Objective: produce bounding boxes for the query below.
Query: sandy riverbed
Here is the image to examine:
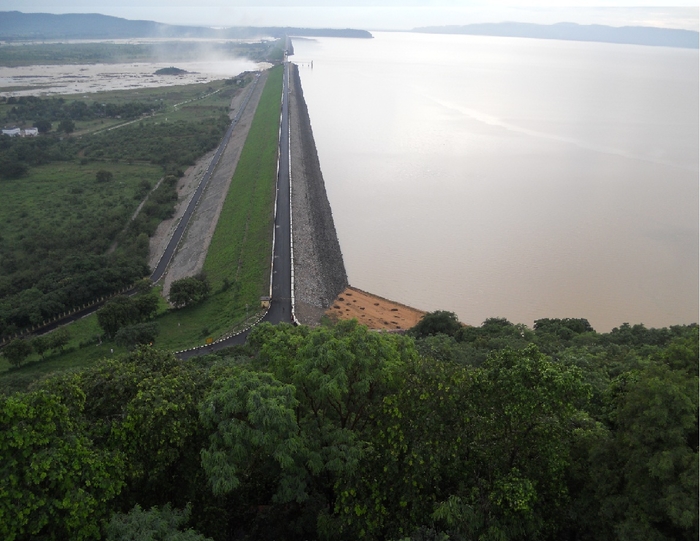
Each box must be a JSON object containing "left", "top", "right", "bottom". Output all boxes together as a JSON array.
[{"left": 0, "top": 60, "right": 271, "bottom": 97}]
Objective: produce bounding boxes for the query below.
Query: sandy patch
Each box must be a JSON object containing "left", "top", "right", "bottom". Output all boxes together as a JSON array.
[{"left": 325, "top": 286, "right": 426, "bottom": 331}]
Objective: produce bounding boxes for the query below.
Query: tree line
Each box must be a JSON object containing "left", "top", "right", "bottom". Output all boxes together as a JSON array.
[
  {"left": 0, "top": 110, "right": 229, "bottom": 180},
  {"left": 2, "top": 272, "right": 214, "bottom": 367},
  {"left": 1, "top": 315, "right": 696, "bottom": 541},
  {"left": 4, "top": 95, "right": 162, "bottom": 125}
]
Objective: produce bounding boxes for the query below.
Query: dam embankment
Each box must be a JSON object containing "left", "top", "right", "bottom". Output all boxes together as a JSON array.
[{"left": 289, "top": 63, "right": 348, "bottom": 324}]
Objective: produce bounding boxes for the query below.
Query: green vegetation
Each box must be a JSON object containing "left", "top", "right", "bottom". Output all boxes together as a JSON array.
[
  {"left": 154, "top": 67, "right": 189, "bottom": 76},
  {"left": 0, "top": 317, "right": 696, "bottom": 540},
  {"left": 0, "top": 162, "right": 159, "bottom": 338},
  {"left": 0, "top": 65, "right": 280, "bottom": 371},
  {"left": 106, "top": 504, "right": 212, "bottom": 541},
  {"left": 0, "top": 107, "right": 230, "bottom": 180},
  {"left": 153, "top": 65, "right": 283, "bottom": 351},
  {"left": 169, "top": 275, "right": 212, "bottom": 309},
  {"left": 96, "top": 291, "right": 159, "bottom": 339},
  {"left": 3, "top": 95, "right": 162, "bottom": 125},
  {"left": 0, "top": 75, "right": 254, "bottom": 341}
]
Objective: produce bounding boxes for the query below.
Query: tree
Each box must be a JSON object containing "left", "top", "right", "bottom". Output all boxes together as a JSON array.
[
  {"left": 2, "top": 338, "right": 32, "bottom": 367},
  {"left": 0, "top": 387, "right": 124, "bottom": 540},
  {"left": 81, "top": 349, "right": 209, "bottom": 502},
  {"left": 115, "top": 322, "right": 159, "bottom": 350},
  {"left": 58, "top": 118, "right": 75, "bottom": 134},
  {"left": 410, "top": 310, "right": 462, "bottom": 338},
  {"left": 588, "top": 361, "right": 698, "bottom": 541},
  {"left": 31, "top": 335, "right": 50, "bottom": 359},
  {"left": 534, "top": 317, "right": 594, "bottom": 336},
  {"left": 134, "top": 278, "right": 154, "bottom": 295},
  {"left": 133, "top": 292, "right": 159, "bottom": 321},
  {"left": 106, "top": 504, "right": 213, "bottom": 541},
  {"left": 200, "top": 370, "right": 304, "bottom": 500},
  {"left": 0, "top": 155, "right": 28, "bottom": 179},
  {"left": 199, "top": 322, "right": 415, "bottom": 538},
  {"left": 97, "top": 296, "right": 140, "bottom": 339},
  {"left": 96, "top": 169, "right": 113, "bottom": 183},
  {"left": 169, "top": 275, "right": 211, "bottom": 309},
  {"left": 335, "top": 345, "right": 590, "bottom": 540},
  {"left": 48, "top": 327, "right": 70, "bottom": 353},
  {"left": 33, "top": 119, "right": 51, "bottom": 134}
]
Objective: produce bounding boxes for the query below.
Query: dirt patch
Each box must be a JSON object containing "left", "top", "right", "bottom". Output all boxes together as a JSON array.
[{"left": 325, "top": 287, "right": 426, "bottom": 331}]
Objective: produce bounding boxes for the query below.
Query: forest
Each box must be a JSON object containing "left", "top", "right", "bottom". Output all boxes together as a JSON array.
[{"left": 1, "top": 314, "right": 696, "bottom": 541}]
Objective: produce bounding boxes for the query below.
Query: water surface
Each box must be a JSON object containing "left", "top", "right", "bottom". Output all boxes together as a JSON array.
[{"left": 293, "top": 32, "right": 698, "bottom": 331}]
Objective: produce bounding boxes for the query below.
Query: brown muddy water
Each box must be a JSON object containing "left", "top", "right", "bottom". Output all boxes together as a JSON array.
[{"left": 293, "top": 32, "right": 698, "bottom": 331}]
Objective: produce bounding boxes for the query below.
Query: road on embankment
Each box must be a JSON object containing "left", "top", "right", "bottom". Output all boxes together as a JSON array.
[
  {"left": 178, "top": 62, "right": 293, "bottom": 359},
  {"left": 263, "top": 61, "right": 293, "bottom": 326}
]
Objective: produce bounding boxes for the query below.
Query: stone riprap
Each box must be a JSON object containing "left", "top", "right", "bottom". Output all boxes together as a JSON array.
[{"left": 289, "top": 63, "right": 348, "bottom": 324}]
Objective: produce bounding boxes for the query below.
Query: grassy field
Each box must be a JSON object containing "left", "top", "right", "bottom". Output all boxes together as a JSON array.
[
  {"left": 0, "top": 161, "right": 162, "bottom": 249},
  {"left": 0, "top": 65, "right": 283, "bottom": 384}
]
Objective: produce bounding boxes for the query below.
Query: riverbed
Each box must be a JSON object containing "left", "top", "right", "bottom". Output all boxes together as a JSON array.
[{"left": 0, "top": 58, "right": 270, "bottom": 97}]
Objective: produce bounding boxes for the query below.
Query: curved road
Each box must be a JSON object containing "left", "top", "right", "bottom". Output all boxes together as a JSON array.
[{"left": 179, "top": 62, "right": 292, "bottom": 359}]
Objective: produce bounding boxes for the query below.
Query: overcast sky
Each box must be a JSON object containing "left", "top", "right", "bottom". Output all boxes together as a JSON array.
[{"left": 1, "top": 1, "right": 697, "bottom": 31}]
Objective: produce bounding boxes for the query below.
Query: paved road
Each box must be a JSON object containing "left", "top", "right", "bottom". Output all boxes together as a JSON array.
[
  {"left": 263, "top": 61, "right": 293, "bottom": 326},
  {"left": 179, "top": 62, "right": 293, "bottom": 359}
]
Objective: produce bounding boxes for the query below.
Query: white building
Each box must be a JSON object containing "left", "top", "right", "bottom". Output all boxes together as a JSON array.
[{"left": 2, "top": 128, "right": 20, "bottom": 137}]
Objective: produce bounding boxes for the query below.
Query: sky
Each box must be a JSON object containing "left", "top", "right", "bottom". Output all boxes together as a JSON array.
[{"left": 1, "top": 1, "right": 697, "bottom": 31}]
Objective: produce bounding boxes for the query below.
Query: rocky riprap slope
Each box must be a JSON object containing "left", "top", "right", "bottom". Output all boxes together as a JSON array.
[{"left": 289, "top": 63, "right": 348, "bottom": 324}]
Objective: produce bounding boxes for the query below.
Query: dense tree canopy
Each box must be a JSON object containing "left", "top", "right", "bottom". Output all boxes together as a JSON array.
[
  {"left": 169, "top": 275, "right": 211, "bottom": 309},
  {"left": 0, "top": 319, "right": 696, "bottom": 541}
]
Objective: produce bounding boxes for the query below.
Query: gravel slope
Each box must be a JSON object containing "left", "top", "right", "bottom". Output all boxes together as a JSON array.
[{"left": 289, "top": 63, "right": 348, "bottom": 324}]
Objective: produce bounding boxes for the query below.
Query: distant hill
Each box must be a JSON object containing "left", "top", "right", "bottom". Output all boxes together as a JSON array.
[
  {"left": 0, "top": 11, "right": 372, "bottom": 40},
  {"left": 413, "top": 22, "right": 698, "bottom": 49}
]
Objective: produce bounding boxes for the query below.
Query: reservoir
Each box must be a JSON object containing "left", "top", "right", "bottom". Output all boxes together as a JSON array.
[{"left": 292, "top": 32, "right": 699, "bottom": 331}]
